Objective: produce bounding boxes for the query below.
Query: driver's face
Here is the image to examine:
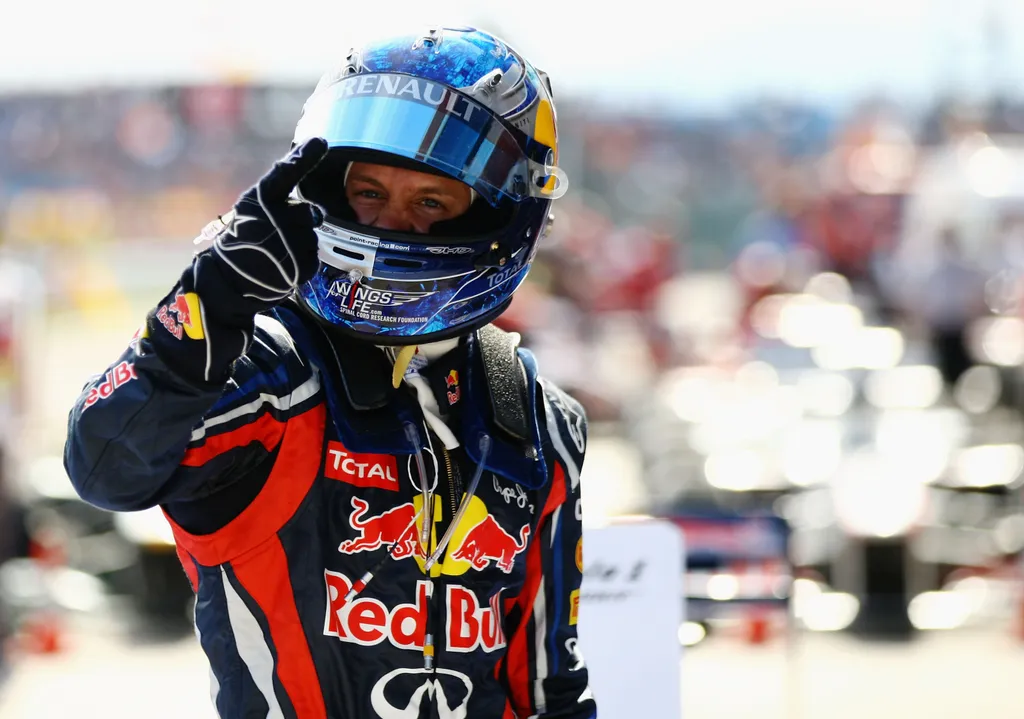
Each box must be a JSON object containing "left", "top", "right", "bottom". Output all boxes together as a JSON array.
[{"left": 345, "top": 162, "right": 473, "bottom": 234}]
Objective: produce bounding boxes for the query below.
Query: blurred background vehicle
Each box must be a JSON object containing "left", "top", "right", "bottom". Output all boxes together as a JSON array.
[
  {"left": 4, "top": 1, "right": 1024, "bottom": 716},
  {"left": 13, "top": 456, "right": 194, "bottom": 625}
]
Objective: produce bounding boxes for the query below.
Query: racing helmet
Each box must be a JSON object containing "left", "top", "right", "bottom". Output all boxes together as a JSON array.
[{"left": 293, "top": 26, "right": 568, "bottom": 344}]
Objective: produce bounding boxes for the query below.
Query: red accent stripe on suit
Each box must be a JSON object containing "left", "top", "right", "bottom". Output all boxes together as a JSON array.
[
  {"left": 181, "top": 412, "right": 287, "bottom": 467},
  {"left": 232, "top": 536, "right": 327, "bottom": 719},
  {"left": 498, "top": 462, "right": 567, "bottom": 717},
  {"left": 164, "top": 402, "right": 326, "bottom": 566}
]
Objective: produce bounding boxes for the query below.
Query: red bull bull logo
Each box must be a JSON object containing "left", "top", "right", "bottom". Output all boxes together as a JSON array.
[
  {"left": 337, "top": 495, "right": 531, "bottom": 578},
  {"left": 337, "top": 497, "right": 421, "bottom": 559},
  {"left": 155, "top": 291, "right": 205, "bottom": 340},
  {"left": 323, "top": 571, "right": 505, "bottom": 653},
  {"left": 450, "top": 515, "right": 529, "bottom": 574},
  {"left": 169, "top": 294, "right": 192, "bottom": 327},
  {"left": 445, "top": 369, "right": 460, "bottom": 406}
]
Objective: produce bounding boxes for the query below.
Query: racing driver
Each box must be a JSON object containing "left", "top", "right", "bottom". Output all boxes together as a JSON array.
[{"left": 64, "top": 25, "right": 596, "bottom": 719}]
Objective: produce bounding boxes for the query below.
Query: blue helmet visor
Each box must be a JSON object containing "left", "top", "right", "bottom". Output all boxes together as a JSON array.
[{"left": 293, "top": 73, "right": 561, "bottom": 207}]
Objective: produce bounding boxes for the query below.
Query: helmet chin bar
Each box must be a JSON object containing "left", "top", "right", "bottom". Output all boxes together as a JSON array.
[
  {"left": 300, "top": 214, "right": 533, "bottom": 345},
  {"left": 299, "top": 291, "right": 514, "bottom": 347}
]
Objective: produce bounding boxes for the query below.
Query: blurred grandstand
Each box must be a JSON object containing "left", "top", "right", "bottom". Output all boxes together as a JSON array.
[
  {"left": 2, "top": 82, "right": 1023, "bottom": 446},
  {"left": 2, "top": 85, "right": 1024, "bottom": 432}
]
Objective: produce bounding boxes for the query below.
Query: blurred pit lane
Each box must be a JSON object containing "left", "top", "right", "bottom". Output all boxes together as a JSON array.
[
  {"left": 2, "top": 597, "right": 1024, "bottom": 718},
  {"left": 5, "top": 420, "right": 1024, "bottom": 718},
  {"left": 682, "top": 622, "right": 1024, "bottom": 719},
  {"left": 0, "top": 598, "right": 217, "bottom": 719}
]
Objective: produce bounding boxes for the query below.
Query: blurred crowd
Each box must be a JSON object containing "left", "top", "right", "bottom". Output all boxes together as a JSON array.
[
  {"left": 0, "top": 88, "right": 1020, "bottom": 428},
  {"left": 1, "top": 83, "right": 1024, "bottom": 418}
]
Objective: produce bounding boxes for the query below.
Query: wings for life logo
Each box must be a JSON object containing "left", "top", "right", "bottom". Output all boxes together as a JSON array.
[
  {"left": 335, "top": 494, "right": 530, "bottom": 578},
  {"left": 326, "top": 280, "right": 434, "bottom": 325}
]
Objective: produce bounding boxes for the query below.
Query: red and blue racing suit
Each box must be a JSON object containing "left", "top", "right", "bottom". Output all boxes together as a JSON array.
[{"left": 64, "top": 296, "right": 596, "bottom": 719}]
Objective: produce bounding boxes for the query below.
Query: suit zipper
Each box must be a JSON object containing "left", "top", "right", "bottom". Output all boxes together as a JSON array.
[
  {"left": 426, "top": 445, "right": 459, "bottom": 694},
  {"left": 441, "top": 445, "right": 459, "bottom": 520}
]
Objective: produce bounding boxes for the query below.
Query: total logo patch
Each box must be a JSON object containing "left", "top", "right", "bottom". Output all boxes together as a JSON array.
[{"left": 325, "top": 441, "right": 400, "bottom": 491}]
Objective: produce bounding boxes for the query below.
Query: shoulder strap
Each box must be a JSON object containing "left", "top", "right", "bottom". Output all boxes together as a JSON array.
[{"left": 475, "top": 323, "right": 530, "bottom": 444}]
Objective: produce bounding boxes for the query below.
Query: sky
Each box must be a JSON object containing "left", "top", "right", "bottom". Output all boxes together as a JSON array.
[{"left": 3, "top": 0, "right": 1024, "bottom": 111}]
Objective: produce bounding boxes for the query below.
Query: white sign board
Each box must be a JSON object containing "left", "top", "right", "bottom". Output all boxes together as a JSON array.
[{"left": 575, "top": 519, "right": 684, "bottom": 719}]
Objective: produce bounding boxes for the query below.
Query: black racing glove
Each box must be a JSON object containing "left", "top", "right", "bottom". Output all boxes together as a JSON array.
[{"left": 142, "top": 138, "right": 329, "bottom": 386}]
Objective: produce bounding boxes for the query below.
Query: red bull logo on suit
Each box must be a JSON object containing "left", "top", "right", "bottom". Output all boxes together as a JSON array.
[
  {"left": 323, "top": 572, "right": 506, "bottom": 653},
  {"left": 336, "top": 495, "right": 530, "bottom": 578},
  {"left": 445, "top": 369, "right": 460, "bottom": 406},
  {"left": 155, "top": 291, "right": 205, "bottom": 340},
  {"left": 449, "top": 515, "right": 528, "bottom": 574},
  {"left": 337, "top": 498, "right": 420, "bottom": 558}
]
